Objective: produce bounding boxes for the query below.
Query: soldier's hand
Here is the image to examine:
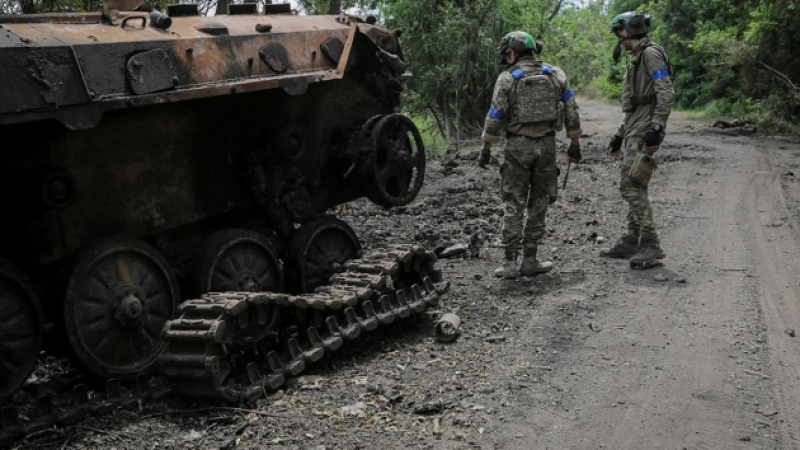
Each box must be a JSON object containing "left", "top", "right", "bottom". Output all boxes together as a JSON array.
[
  {"left": 644, "top": 129, "right": 660, "bottom": 155},
  {"left": 479, "top": 147, "right": 491, "bottom": 169},
  {"left": 609, "top": 135, "right": 623, "bottom": 157},
  {"left": 567, "top": 143, "right": 581, "bottom": 164}
]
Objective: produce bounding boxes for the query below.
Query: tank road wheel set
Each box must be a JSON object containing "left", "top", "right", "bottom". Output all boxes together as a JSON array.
[
  {"left": 63, "top": 239, "right": 180, "bottom": 380},
  {"left": 0, "top": 260, "right": 44, "bottom": 401}
]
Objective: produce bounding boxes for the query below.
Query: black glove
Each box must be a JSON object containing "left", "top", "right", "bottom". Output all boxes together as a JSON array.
[
  {"left": 609, "top": 135, "right": 623, "bottom": 153},
  {"left": 644, "top": 128, "right": 660, "bottom": 147},
  {"left": 567, "top": 143, "right": 581, "bottom": 162},
  {"left": 479, "top": 148, "right": 491, "bottom": 169}
]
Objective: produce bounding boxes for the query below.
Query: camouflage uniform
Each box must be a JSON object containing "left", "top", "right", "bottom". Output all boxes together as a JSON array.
[
  {"left": 482, "top": 56, "right": 581, "bottom": 253},
  {"left": 613, "top": 38, "right": 673, "bottom": 248}
]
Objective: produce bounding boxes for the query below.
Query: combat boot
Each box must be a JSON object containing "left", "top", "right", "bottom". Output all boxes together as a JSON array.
[
  {"left": 494, "top": 249, "right": 520, "bottom": 279},
  {"left": 520, "top": 246, "right": 553, "bottom": 277},
  {"left": 599, "top": 235, "right": 639, "bottom": 259},
  {"left": 629, "top": 239, "right": 666, "bottom": 269}
]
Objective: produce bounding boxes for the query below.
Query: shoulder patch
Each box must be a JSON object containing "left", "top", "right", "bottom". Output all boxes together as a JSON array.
[{"left": 512, "top": 68, "right": 525, "bottom": 80}]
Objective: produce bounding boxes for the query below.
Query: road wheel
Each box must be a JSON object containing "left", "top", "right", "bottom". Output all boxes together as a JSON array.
[
  {"left": 64, "top": 239, "right": 179, "bottom": 379},
  {"left": 0, "top": 259, "right": 43, "bottom": 400},
  {"left": 286, "top": 217, "right": 361, "bottom": 294}
]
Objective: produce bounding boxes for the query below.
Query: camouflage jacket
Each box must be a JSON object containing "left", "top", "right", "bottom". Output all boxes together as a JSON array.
[
  {"left": 614, "top": 38, "right": 674, "bottom": 140},
  {"left": 482, "top": 56, "right": 581, "bottom": 144}
]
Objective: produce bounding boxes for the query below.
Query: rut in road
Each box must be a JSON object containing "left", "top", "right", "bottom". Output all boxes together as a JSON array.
[{"left": 744, "top": 147, "right": 800, "bottom": 448}]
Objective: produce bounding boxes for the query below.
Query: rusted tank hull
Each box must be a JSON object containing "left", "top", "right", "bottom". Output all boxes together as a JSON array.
[
  {"left": 0, "top": 6, "right": 424, "bottom": 398},
  {"left": 1, "top": 77, "right": 387, "bottom": 269}
]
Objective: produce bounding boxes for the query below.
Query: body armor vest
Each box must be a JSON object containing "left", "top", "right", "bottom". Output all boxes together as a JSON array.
[
  {"left": 511, "top": 65, "right": 559, "bottom": 124},
  {"left": 621, "top": 40, "right": 671, "bottom": 112}
]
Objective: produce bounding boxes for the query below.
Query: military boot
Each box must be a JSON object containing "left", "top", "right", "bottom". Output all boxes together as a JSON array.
[
  {"left": 599, "top": 235, "right": 639, "bottom": 259},
  {"left": 494, "top": 249, "right": 520, "bottom": 279},
  {"left": 629, "top": 239, "right": 666, "bottom": 269},
  {"left": 520, "top": 246, "right": 553, "bottom": 277}
]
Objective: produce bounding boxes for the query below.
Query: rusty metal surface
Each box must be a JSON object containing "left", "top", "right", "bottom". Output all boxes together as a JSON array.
[{"left": 0, "top": 15, "right": 365, "bottom": 128}]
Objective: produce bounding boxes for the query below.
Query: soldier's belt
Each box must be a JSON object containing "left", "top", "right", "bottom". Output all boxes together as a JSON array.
[
  {"left": 630, "top": 94, "right": 656, "bottom": 105},
  {"left": 505, "top": 130, "right": 556, "bottom": 138}
]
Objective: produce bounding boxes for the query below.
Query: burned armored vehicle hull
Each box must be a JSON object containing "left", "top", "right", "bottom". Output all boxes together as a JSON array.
[{"left": 0, "top": 6, "right": 426, "bottom": 402}]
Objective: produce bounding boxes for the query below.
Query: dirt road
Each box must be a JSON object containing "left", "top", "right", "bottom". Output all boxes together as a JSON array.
[{"left": 18, "top": 100, "right": 800, "bottom": 450}]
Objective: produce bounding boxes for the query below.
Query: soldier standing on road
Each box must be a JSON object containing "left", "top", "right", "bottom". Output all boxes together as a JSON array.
[
  {"left": 601, "top": 12, "right": 674, "bottom": 269},
  {"left": 480, "top": 31, "right": 582, "bottom": 279}
]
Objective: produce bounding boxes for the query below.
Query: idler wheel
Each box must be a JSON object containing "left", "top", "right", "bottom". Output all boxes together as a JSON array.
[
  {"left": 362, "top": 113, "right": 426, "bottom": 208},
  {"left": 286, "top": 217, "right": 361, "bottom": 293},
  {"left": 190, "top": 229, "right": 283, "bottom": 346},
  {"left": 64, "top": 239, "right": 179, "bottom": 379},
  {"left": 0, "top": 260, "right": 43, "bottom": 400}
]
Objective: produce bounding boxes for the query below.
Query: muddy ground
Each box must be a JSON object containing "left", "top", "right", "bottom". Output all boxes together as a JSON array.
[{"left": 14, "top": 99, "right": 800, "bottom": 450}]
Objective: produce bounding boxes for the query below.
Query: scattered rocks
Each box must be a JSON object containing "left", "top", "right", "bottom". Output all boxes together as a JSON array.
[
  {"left": 759, "top": 407, "right": 778, "bottom": 417},
  {"left": 438, "top": 243, "right": 468, "bottom": 258},
  {"left": 413, "top": 400, "right": 443, "bottom": 415},
  {"left": 786, "top": 328, "right": 796, "bottom": 338},
  {"left": 654, "top": 274, "right": 669, "bottom": 282},
  {"left": 340, "top": 401, "right": 368, "bottom": 417}
]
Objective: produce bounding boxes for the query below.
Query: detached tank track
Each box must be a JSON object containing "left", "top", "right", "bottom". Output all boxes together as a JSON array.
[
  {"left": 0, "top": 245, "right": 448, "bottom": 447},
  {"left": 161, "top": 244, "right": 448, "bottom": 403}
]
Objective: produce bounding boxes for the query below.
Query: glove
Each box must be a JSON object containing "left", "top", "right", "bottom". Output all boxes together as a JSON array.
[
  {"left": 609, "top": 135, "right": 623, "bottom": 153},
  {"left": 567, "top": 143, "right": 581, "bottom": 162},
  {"left": 644, "top": 128, "right": 660, "bottom": 147},
  {"left": 479, "top": 148, "right": 491, "bottom": 169}
]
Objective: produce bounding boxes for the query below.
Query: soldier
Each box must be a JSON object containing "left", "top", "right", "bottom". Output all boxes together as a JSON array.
[
  {"left": 601, "top": 12, "right": 674, "bottom": 269},
  {"left": 480, "top": 31, "right": 582, "bottom": 279}
]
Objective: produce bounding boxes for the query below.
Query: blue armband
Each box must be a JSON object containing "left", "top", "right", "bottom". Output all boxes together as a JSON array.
[
  {"left": 652, "top": 68, "right": 670, "bottom": 81},
  {"left": 561, "top": 89, "right": 574, "bottom": 102},
  {"left": 487, "top": 107, "right": 505, "bottom": 119},
  {"left": 512, "top": 68, "right": 524, "bottom": 80},
  {"left": 542, "top": 66, "right": 553, "bottom": 75}
]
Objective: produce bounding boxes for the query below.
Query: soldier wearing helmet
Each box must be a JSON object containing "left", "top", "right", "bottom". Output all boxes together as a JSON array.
[
  {"left": 601, "top": 12, "right": 674, "bottom": 269},
  {"left": 480, "top": 31, "right": 582, "bottom": 279}
]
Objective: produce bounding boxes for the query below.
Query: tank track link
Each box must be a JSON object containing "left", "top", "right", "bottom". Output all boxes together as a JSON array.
[{"left": 161, "top": 244, "right": 449, "bottom": 403}]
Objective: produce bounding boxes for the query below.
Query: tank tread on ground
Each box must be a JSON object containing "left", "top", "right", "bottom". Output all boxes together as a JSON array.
[{"left": 161, "top": 244, "right": 448, "bottom": 403}]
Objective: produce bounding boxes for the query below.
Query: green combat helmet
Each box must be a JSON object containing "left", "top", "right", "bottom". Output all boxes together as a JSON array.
[
  {"left": 610, "top": 11, "right": 651, "bottom": 36},
  {"left": 498, "top": 31, "right": 542, "bottom": 62}
]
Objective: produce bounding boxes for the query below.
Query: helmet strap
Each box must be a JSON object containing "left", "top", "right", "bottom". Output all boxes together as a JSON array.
[{"left": 612, "top": 41, "right": 622, "bottom": 64}]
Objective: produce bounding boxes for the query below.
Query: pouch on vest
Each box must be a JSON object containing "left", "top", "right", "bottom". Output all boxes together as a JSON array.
[
  {"left": 554, "top": 101, "right": 564, "bottom": 132},
  {"left": 513, "top": 73, "right": 558, "bottom": 123},
  {"left": 628, "top": 153, "right": 656, "bottom": 184}
]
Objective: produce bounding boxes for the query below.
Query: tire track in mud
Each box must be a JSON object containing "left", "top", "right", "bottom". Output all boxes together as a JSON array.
[
  {"left": 600, "top": 139, "right": 762, "bottom": 450},
  {"left": 743, "top": 149, "right": 800, "bottom": 449}
]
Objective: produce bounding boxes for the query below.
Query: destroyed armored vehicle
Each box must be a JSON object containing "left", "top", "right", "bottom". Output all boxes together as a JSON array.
[{"left": 0, "top": 1, "right": 429, "bottom": 404}]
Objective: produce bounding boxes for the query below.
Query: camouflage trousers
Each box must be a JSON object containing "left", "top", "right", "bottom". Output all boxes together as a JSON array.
[
  {"left": 499, "top": 134, "right": 558, "bottom": 251},
  {"left": 620, "top": 137, "right": 659, "bottom": 243}
]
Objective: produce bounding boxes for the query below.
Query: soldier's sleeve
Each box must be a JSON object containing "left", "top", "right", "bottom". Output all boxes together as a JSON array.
[
  {"left": 614, "top": 120, "right": 625, "bottom": 138},
  {"left": 481, "top": 72, "right": 512, "bottom": 144},
  {"left": 554, "top": 68, "right": 581, "bottom": 140},
  {"left": 643, "top": 47, "right": 674, "bottom": 130}
]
